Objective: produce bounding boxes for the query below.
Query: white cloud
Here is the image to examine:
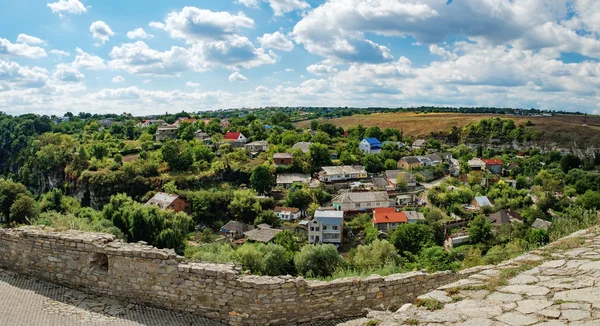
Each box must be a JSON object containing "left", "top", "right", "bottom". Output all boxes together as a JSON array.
[
  {"left": 162, "top": 7, "right": 254, "bottom": 43},
  {"left": 258, "top": 32, "right": 294, "bottom": 51},
  {"left": 72, "top": 48, "right": 106, "bottom": 70},
  {"left": 126, "top": 28, "right": 153, "bottom": 40},
  {"left": 143, "top": 79, "right": 152, "bottom": 84},
  {"left": 0, "top": 38, "right": 47, "bottom": 59},
  {"left": 47, "top": 0, "right": 86, "bottom": 15},
  {"left": 90, "top": 21, "right": 114, "bottom": 44},
  {"left": 16, "top": 34, "right": 45, "bottom": 45},
  {"left": 0, "top": 60, "right": 49, "bottom": 89},
  {"left": 112, "top": 75, "right": 125, "bottom": 83},
  {"left": 229, "top": 71, "right": 248, "bottom": 82},
  {"left": 186, "top": 81, "right": 200, "bottom": 87},
  {"left": 239, "top": 0, "right": 310, "bottom": 16},
  {"left": 50, "top": 49, "right": 70, "bottom": 57},
  {"left": 306, "top": 64, "right": 338, "bottom": 75},
  {"left": 285, "top": 68, "right": 294, "bottom": 72},
  {"left": 149, "top": 21, "right": 165, "bottom": 30},
  {"left": 53, "top": 63, "right": 85, "bottom": 82},
  {"left": 108, "top": 41, "right": 191, "bottom": 76}
]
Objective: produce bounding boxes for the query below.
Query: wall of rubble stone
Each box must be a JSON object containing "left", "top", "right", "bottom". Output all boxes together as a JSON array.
[{"left": 0, "top": 227, "right": 482, "bottom": 325}]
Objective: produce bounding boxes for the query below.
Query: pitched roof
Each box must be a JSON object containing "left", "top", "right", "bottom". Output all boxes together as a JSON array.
[
  {"left": 320, "top": 165, "right": 367, "bottom": 176},
  {"left": 532, "top": 218, "right": 552, "bottom": 230},
  {"left": 224, "top": 131, "right": 241, "bottom": 140},
  {"left": 474, "top": 196, "right": 493, "bottom": 207},
  {"left": 273, "top": 153, "right": 292, "bottom": 159},
  {"left": 483, "top": 158, "right": 503, "bottom": 166},
  {"left": 373, "top": 208, "right": 407, "bottom": 224},
  {"left": 274, "top": 206, "right": 300, "bottom": 213},
  {"left": 405, "top": 211, "right": 425, "bottom": 221},
  {"left": 145, "top": 192, "right": 179, "bottom": 209},
  {"left": 333, "top": 191, "right": 389, "bottom": 204},
  {"left": 412, "top": 139, "right": 426, "bottom": 147},
  {"left": 487, "top": 210, "right": 511, "bottom": 226},
  {"left": 276, "top": 173, "right": 310, "bottom": 184},
  {"left": 292, "top": 142, "right": 312, "bottom": 153},
  {"left": 468, "top": 158, "right": 487, "bottom": 167},
  {"left": 426, "top": 153, "right": 442, "bottom": 162},
  {"left": 222, "top": 220, "right": 254, "bottom": 233},
  {"left": 401, "top": 156, "right": 421, "bottom": 164},
  {"left": 244, "top": 227, "right": 282, "bottom": 243},
  {"left": 246, "top": 140, "right": 268, "bottom": 146},
  {"left": 363, "top": 138, "right": 382, "bottom": 146}
]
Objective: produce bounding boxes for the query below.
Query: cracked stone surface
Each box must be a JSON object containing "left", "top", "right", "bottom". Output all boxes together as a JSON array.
[{"left": 340, "top": 227, "right": 600, "bottom": 326}]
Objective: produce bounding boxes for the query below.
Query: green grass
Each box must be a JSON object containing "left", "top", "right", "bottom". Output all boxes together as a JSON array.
[{"left": 415, "top": 298, "right": 444, "bottom": 311}]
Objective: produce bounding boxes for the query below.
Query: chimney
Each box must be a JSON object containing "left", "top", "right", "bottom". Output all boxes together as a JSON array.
[{"left": 385, "top": 215, "right": 388, "bottom": 219}]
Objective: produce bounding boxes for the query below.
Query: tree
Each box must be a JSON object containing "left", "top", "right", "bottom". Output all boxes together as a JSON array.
[
  {"left": 363, "top": 154, "right": 383, "bottom": 173},
  {"left": 576, "top": 190, "right": 600, "bottom": 210},
  {"left": 468, "top": 215, "right": 493, "bottom": 244},
  {"left": 384, "top": 159, "right": 397, "bottom": 170},
  {"left": 250, "top": 165, "right": 276, "bottom": 194},
  {"left": 40, "top": 188, "right": 80, "bottom": 214},
  {"left": 364, "top": 126, "right": 382, "bottom": 140},
  {"left": 9, "top": 194, "right": 39, "bottom": 224},
  {"left": 274, "top": 230, "right": 299, "bottom": 252},
  {"left": 352, "top": 240, "right": 399, "bottom": 268},
  {"left": 178, "top": 122, "right": 195, "bottom": 141},
  {"left": 560, "top": 154, "right": 581, "bottom": 173},
  {"left": 113, "top": 153, "right": 123, "bottom": 165},
  {"left": 390, "top": 223, "right": 434, "bottom": 256},
  {"left": 309, "top": 143, "right": 332, "bottom": 172},
  {"left": 253, "top": 210, "right": 281, "bottom": 227},
  {"left": 72, "top": 146, "right": 89, "bottom": 171},
  {"left": 294, "top": 244, "right": 344, "bottom": 277},
  {"left": 161, "top": 140, "right": 193, "bottom": 171},
  {"left": 364, "top": 224, "right": 378, "bottom": 244},
  {"left": 396, "top": 173, "right": 409, "bottom": 192},
  {"left": 228, "top": 189, "right": 263, "bottom": 223},
  {"left": 0, "top": 179, "right": 30, "bottom": 222},
  {"left": 418, "top": 246, "right": 457, "bottom": 272},
  {"left": 286, "top": 189, "right": 312, "bottom": 210}
]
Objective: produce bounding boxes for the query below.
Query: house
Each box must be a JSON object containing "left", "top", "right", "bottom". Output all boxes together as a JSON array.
[
  {"left": 276, "top": 173, "right": 311, "bottom": 189},
  {"left": 385, "top": 170, "right": 417, "bottom": 190},
  {"left": 292, "top": 142, "right": 312, "bottom": 153},
  {"left": 486, "top": 210, "right": 511, "bottom": 227},
  {"left": 244, "top": 227, "right": 282, "bottom": 243},
  {"left": 372, "top": 208, "right": 407, "bottom": 232},
  {"left": 273, "top": 153, "right": 293, "bottom": 166},
  {"left": 332, "top": 191, "right": 390, "bottom": 211},
  {"left": 470, "top": 196, "right": 493, "bottom": 210},
  {"left": 397, "top": 194, "right": 419, "bottom": 206},
  {"left": 155, "top": 126, "right": 179, "bottom": 141},
  {"left": 136, "top": 119, "right": 166, "bottom": 128},
  {"left": 308, "top": 210, "right": 344, "bottom": 245},
  {"left": 468, "top": 158, "right": 487, "bottom": 170},
  {"left": 359, "top": 138, "right": 382, "bottom": 154},
  {"left": 483, "top": 158, "right": 503, "bottom": 175},
  {"left": 397, "top": 156, "right": 424, "bottom": 170},
  {"left": 532, "top": 218, "right": 552, "bottom": 231},
  {"left": 318, "top": 166, "right": 368, "bottom": 182},
  {"left": 425, "top": 153, "right": 443, "bottom": 166},
  {"left": 223, "top": 131, "right": 247, "bottom": 143},
  {"left": 145, "top": 192, "right": 191, "bottom": 214},
  {"left": 220, "top": 119, "right": 230, "bottom": 129},
  {"left": 171, "top": 117, "right": 196, "bottom": 127},
  {"left": 194, "top": 130, "right": 208, "bottom": 140},
  {"left": 412, "top": 139, "right": 426, "bottom": 149},
  {"left": 221, "top": 221, "right": 254, "bottom": 238},
  {"left": 274, "top": 207, "right": 302, "bottom": 220},
  {"left": 416, "top": 156, "right": 432, "bottom": 166},
  {"left": 245, "top": 141, "right": 269, "bottom": 153},
  {"left": 371, "top": 177, "right": 391, "bottom": 191},
  {"left": 405, "top": 211, "right": 426, "bottom": 223}
]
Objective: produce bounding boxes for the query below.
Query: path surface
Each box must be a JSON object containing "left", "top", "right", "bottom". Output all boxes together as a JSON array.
[{"left": 342, "top": 227, "right": 600, "bottom": 326}]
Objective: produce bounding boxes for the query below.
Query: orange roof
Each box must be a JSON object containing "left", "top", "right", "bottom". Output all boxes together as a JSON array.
[
  {"left": 373, "top": 208, "right": 408, "bottom": 224},
  {"left": 224, "top": 131, "right": 241, "bottom": 140},
  {"left": 482, "top": 158, "right": 503, "bottom": 166}
]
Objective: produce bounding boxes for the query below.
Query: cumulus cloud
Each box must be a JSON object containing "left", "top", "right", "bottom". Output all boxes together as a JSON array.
[
  {"left": 53, "top": 63, "right": 85, "bottom": 82},
  {"left": 47, "top": 0, "right": 86, "bottom": 15},
  {"left": 126, "top": 28, "right": 153, "bottom": 39},
  {"left": 90, "top": 21, "right": 114, "bottom": 44},
  {"left": 16, "top": 34, "right": 45, "bottom": 45},
  {"left": 162, "top": 7, "right": 254, "bottom": 43},
  {"left": 306, "top": 64, "right": 338, "bottom": 75},
  {"left": 111, "top": 75, "right": 125, "bottom": 83},
  {"left": 186, "top": 81, "right": 200, "bottom": 87},
  {"left": 239, "top": 0, "right": 310, "bottom": 16},
  {"left": 229, "top": 71, "right": 248, "bottom": 82},
  {"left": 50, "top": 49, "right": 70, "bottom": 57},
  {"left": 108, "top": 41, "right": 190, "bottom": 76},
  {"left": 72, "top": 48, "right": 106, "bottom": 70},
  {"left": 258, "top": 32, "right": 294, "bottom": 51},
  {"left": 0, "top": 38, "right": 47, "bottom": 58},
  {"left": 0, "top": 60, "right": 49, "bottom": 89}
]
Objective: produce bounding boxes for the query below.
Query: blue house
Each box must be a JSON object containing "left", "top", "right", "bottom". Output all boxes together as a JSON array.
[{"left": 359, "top": 138, "right": 382, "bottom": 154}]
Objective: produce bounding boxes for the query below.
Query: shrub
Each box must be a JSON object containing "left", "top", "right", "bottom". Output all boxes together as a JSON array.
[{"left": 294, "top": 244, "right": 345, "bottom": 278}]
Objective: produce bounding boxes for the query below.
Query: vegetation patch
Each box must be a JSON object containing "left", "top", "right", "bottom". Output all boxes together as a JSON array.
[{"left": 415, "top": 298, "right": 444, "bottom": 311}]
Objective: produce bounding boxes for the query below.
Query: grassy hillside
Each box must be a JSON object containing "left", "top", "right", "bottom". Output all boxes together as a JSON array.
[{"left": 297, "top": 112, "right": 600, "bottom": 146}]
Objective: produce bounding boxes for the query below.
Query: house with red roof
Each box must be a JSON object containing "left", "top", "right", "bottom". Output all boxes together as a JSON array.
[
  {"left": 170, "top": 117, "right": 196, "bottom": 127},
  {"left": 482, "top": 158, "right": 503, "bottom": 175},
  {"left": 223, "top": 131, "right": 247, "bottom": 143},
  {"left": 372, "top": 208, "right": 407, "bottom": 232}
]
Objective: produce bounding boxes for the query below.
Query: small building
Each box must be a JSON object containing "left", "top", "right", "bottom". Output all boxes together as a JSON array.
[
  {"left": 171, "top": 117, "right": 196, "bottom": 127},
  {"left": 396, "top": 194, "right": 419, "bottom": 206},
  {"left": 468, "top": 158, "right": 487, "bottom": 171},
  {"left": 292, "top": 141, "right": 312, "bottom": 153},
  {"left": 486, "top": 210, "right": 511, "bottom": 227},
  {"left": 372, "top": 208, "right": 407, "bottom": 232},
  {"left": 471, "top": 196, "right": 493, "bottom": 210},
  {"left": 245, "top": 140, "right": 269, "bottom": 153},
  {"left": 244, "top": 227, "right": 282, "bottom": 243},
  {"left": 359, "top": 138, "right": 382, "bottom": 154},
  {"left": 405, "top": 211, "right": 425, "bottom": 223},
  {"left": 425, "top": 153, "right": 443, "bottom": 166},
  {"left": 318, "top": 166, "right": 368, "bottom": 182},
  {"left": 332, "top": 191, "right": 390, "bottom": 212},
  {"left": 194, "top": 130, "right": 208, "bottom": 140},
  {"left": 397, "top": 156, "right": 424, "bottom": 170},
  {"left": 276, "top": 173, "right": 311, "bottom": 189},
  {"left": 155, "top": 126, "right": 179, "bottom": 141},
  {"left": 308, "top": 210, "right": 344, "bottom": 245},
  {"left": 532, "top": 218, "right": 552, "bottom": 231},
  {"left": 385, "top": 170, "right": 417, "bottom": 190},
  {"left": 483, "top": 158, "right": 503, "bottom": 175},
  {"left": 221, "top": 220, "right": 254, "bottom": 238},
  {"left": 224, "top": 131, "right": 247, "bottom": 143},
  {"left": 220, "top": 119, "right": 230, "bottom": 129},
  {"left": 412, "top": 139, "right": 426, "bottom": 149},
  {"left": 274, "top": 206, "right": 302, "bottom": 221},
  {"left": 145, "top": 192, "right": 191, "bottom": 214},
  {"left": 273, "top": 153, "right": 293, "bottom": 166},
  {"left": 137, "top": 119, "right": 167, "bottom": 128}
]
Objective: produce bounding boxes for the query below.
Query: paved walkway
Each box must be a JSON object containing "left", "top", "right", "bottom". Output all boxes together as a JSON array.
[{"left": 342, "top": 227, "right": 600, "bottom": 325}]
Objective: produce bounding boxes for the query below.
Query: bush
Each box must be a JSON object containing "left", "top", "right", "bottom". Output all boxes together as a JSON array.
[
  {"left": 390, "top": 223, "right": 435, "bottom": 256},
  {"left": 185, "top": 243, "right": 236, "bottom": 263},
  {"left": 294, "top": 244, "right": 344, "bottom": 278},
  {"left": 235, "top": 243, "right": 291, "bottom": 276},
  {"left": 351, "top": 240, "right": 399, "bottom": 268}
]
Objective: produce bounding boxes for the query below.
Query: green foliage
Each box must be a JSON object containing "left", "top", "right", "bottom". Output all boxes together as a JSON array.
[
  {"left": 417, "top": 246, "right": 458, "bottom": 272},
  {"left": 274, "top": 230, "right": 299, "bottom": 252},
  {"left": 185, "top": 243, "right": 236, "bottom": 263},
  {"left": 468, "top": 215, "right": 493, "bottom": 245},
  {"left": 363, "top": 154, "right": 384, "bottom": 173},
  {"left": 549, "top": 206, "right": 598, "bottom": 241},
  {"left": 294, "top": 244, "right": 344, "bottom": 278},
  {"left": 576, "top": 190, "right": 600, "bottom": 210},
  {"left": 253, "top": 210, "right": 281, "bottom": 227},
  {"left": 390, "top": 223, "right": 435, "bottom": 256},
  {"left": 9, "top": 194, "right": 39, "bottom": 224},
  {"left": 161, "top": 140, "right": 194, "bottom": 171},
  {"left": 0, "top": 179, "right": 31, "bottom": 223},
  {"left": 39, "top": 188, "right": 80, "bottom": 214},
  {"left": 560, "top": 154, "right": 582, "bottom": 173},
  {"left": 250, "top": 165, "right": 276, "bottom": 194},
  {"left": 285, "top": 188, "right": 312, "bottom": 210},
  {"left": 309, "top": 143, "right": 332, "bottom": 172},
  {"left": 228, "top": 189, "right": 263, "bottom": 223},
  {"left": 235, "top": 243, "right": 291, "bottom": 276},
  {"left": 351, "top": 240, "right": 399, "bottom": 268},
  {"left": 364, "top": 224, "right": 378, "bottom": 245},
  {"left": 35, "top": 211, "right": 123, "bottom": 238}
]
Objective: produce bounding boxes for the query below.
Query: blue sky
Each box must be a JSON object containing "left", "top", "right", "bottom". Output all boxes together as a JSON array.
[{"left": 0, "top": 0, "right": 599, "bottom": 115}]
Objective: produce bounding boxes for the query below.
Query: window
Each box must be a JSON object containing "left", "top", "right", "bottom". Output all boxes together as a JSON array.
[
  {"left": 355, "top": 203, "right": 361, "bottom": 208},
  {"left": 315, "top": 227, "right": 320, "bottom": 231},
  {"left": 332, "top": 226, "right": 338, "bottom": 230},
  {"left": 366, "top": 202, "right": 371, "bottom": 207},
  {"left": 322, "top": 226, "right": 327, "bottom": 230},
  {"left": 310, "top": 227, "right": 314, "bottom": 231},
  {"left": 310, "top": 236, "right": 314, "bottom": 240}
]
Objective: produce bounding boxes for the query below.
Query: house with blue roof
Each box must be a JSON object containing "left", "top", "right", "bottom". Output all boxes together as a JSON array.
[
  {"left": 308, "top": 210, "right": 344, "bottom": 246},
  {"left": 359, "top": 138, "right": 382, "bottom": 154}
]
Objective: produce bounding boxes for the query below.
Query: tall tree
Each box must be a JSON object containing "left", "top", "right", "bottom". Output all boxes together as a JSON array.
[{"left": 250, "top": 165, "right": 276, "bottom": 194}]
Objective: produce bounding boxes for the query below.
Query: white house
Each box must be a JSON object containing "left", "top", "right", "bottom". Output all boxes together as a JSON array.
[
  {"left": 308, "top": 210, "right": 344, "bottom": 246},
  {"left": 359, "top": 138, "right": 382, "bottom": 154},
  {"left": 274, "top": 207, "right": 302, "bottom": 220},
  {"left": 318, "top": 166, "right": 368, "bottom": 182},
  {"left": 332, "top": 191, "right": 390, "bottom": 211}
]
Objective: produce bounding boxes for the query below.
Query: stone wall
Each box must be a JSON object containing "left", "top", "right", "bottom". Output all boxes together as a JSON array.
[{"left": 0, "top": 226, "right": 483, "bottom": 325}]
